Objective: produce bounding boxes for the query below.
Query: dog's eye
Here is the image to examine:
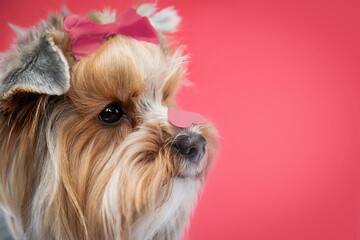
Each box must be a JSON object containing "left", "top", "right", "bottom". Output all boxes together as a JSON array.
[{"left": 98, "top": 102, "right": 126, "bottom": 125}]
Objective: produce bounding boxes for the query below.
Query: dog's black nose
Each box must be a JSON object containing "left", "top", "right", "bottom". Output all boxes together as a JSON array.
[{"left": 173, "top": 134, "right": 207, "bottom": 163}]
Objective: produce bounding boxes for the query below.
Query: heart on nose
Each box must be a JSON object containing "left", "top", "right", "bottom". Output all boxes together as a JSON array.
[{"left": 168, "top": 108, "right": 207, "bottom": 128}]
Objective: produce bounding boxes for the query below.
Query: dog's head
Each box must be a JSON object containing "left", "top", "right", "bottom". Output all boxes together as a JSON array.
[{"left": 0, "top": 5, "right": 217, "bottom": 240}]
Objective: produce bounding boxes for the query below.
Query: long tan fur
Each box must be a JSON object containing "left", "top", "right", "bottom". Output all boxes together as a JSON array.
[{"left": 0, "top": 5, "right": 217, "bottom": 240}]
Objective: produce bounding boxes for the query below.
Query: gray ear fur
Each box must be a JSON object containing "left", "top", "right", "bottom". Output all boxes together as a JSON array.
[{"left": 0, "top": 21, "right": 70, "bottom": 99}]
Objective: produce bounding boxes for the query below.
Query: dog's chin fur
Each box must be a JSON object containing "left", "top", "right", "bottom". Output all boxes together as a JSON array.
[{"left": 0, "top": 4, "right": 217, "bottom": 240}]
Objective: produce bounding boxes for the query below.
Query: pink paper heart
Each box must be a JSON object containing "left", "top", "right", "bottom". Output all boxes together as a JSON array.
[{"left": 168, "top": 108, "right": 207, "bottom": 128}]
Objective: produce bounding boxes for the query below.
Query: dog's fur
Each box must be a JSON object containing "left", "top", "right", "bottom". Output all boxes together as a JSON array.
[{"left": 0, "top": 4, "right": 217, "bottom": 240}]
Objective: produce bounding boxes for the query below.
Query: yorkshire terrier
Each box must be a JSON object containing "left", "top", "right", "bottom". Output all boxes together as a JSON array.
[{"left": 0, "top": 4, "right": 217, "bottom": 240}]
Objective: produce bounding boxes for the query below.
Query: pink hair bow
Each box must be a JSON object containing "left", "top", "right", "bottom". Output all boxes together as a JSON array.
[{"left": 63, "top": 8, "right": 160, "bottom": 60}]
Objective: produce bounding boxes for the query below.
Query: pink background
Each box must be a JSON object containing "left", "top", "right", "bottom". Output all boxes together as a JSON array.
[{"left": 1, "top": 0, "right": 360, "bottom": 239}]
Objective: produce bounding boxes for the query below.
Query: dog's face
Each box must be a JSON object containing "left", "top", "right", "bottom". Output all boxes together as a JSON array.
[
  {"left": 69, "top": 35, "right": 215, "bottom": 179},
  {"left": 0, "top": 5, "right": 217, "bottom": 240}
]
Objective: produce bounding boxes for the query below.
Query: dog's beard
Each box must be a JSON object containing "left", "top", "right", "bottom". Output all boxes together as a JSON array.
[{"left": 52, "top": 93, "right": 215, "bottom": 238}]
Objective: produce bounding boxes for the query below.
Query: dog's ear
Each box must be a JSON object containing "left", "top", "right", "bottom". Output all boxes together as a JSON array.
[
  {"left": 137, "top": 4, "right": 181, "bottom": 34},
  {"left": 0, "top": 24, "right": 70, "bottom": 99}
]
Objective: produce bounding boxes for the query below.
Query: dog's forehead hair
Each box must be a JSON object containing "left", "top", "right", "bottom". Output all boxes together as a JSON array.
[{"left": 69, "top": 36, "right": 171, "bottom": 104}]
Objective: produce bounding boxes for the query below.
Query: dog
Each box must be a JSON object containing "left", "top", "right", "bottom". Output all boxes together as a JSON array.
[{"left": 0, "top": 4, "right": 217, "bottom": 240}]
